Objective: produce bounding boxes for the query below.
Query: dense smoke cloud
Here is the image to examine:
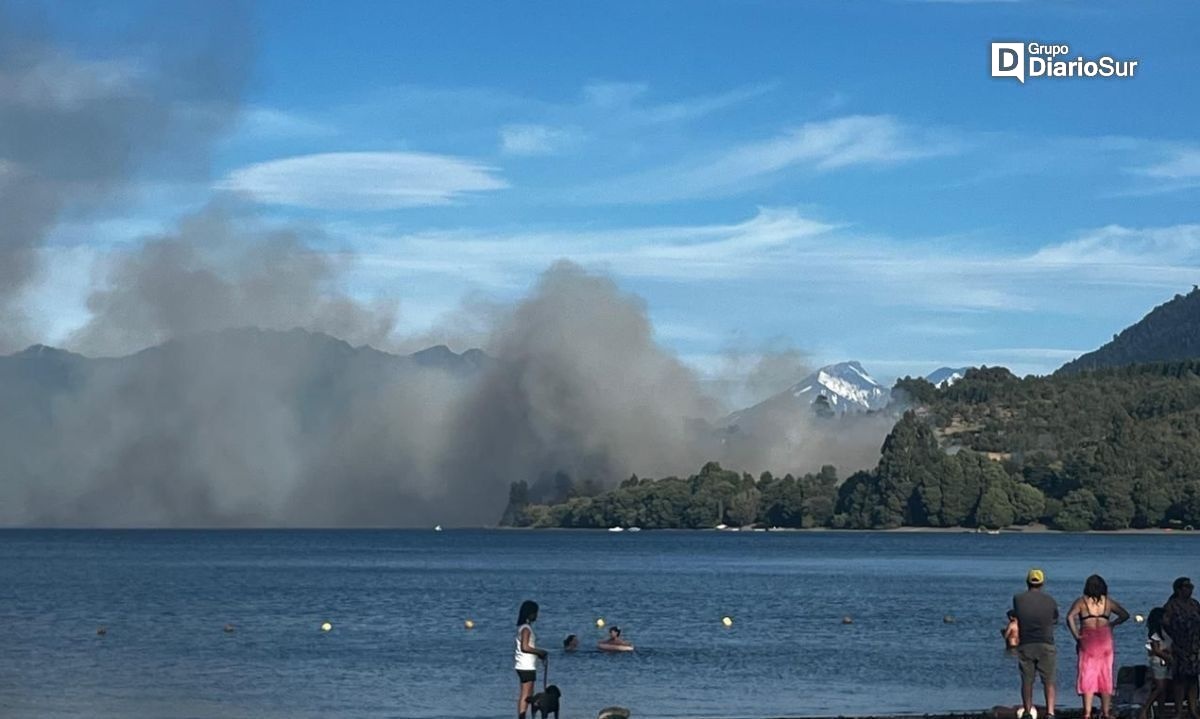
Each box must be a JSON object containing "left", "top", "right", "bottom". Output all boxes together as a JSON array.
[
  {"left": 0, "top": 2, "right": 251, "bottom": 352},
  {"left": 0, "top": 6, "right": 894, "bottom": 527},
  {"left": 69, "top": 205, "right": 400, "bottom": 357}
]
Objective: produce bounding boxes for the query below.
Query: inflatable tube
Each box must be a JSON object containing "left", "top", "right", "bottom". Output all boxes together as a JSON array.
[{"left": 597, "top": 641, "right": 635, "bottom": 652}]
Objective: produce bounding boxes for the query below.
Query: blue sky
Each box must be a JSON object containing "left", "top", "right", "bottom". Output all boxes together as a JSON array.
[{"left": 20, "top": 0, "right": 1200, "bottom": 382}]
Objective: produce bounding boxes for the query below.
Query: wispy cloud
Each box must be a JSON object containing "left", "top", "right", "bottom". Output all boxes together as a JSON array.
[
  {"left": 577, "top": 115, "right": 958, "bottom": 203},
  {"left": 219, "top": 152, "right": 508, "bottom": 210},
  {"left": 346, "top": 207, "right": 836, "bottom": 286},
  {"left": 1028, "top": 224, "right": 1200, "bottom": 271},
  {"left": 336, "top": 209, "right": 1200, "bottom": 322},
  {"left": 1127, "top": 146, "right": 1200, "bottom": 194},
  {"left": 580, "top": 80, "right": 778, "bottom": 124},
  {"left": 964, "top": 347, "right": 1086, "bottom": 361},
  {"left": 235, "top": 107, "right": 336, "bottom": 139},
  {"left": 499, "top": 124, "right": 581, "bottom": 156}
]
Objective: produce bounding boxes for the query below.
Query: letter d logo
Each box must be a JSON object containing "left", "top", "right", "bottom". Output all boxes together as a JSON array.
[{"left": 991, "top": 42, "right": 1025, "bottom": 83}]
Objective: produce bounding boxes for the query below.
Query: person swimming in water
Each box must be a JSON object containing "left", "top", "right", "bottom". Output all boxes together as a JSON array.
[
  {"left": 1004, "top": 610, "right": 1021, "bottom": 651},
  {"left": 563, "top": 634, "right": 579, "bottom": 652},
  {"left": 598, "top": 626, "right": 633, "bottom": 652}
]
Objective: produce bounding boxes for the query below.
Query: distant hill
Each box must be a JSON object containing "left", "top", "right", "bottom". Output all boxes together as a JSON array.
[
  {"left": 1058, "top": 287, "right": 1200, "bottom": 374},
  {"left": 925, "top": 367, "right": 971, "bottom": 388}
]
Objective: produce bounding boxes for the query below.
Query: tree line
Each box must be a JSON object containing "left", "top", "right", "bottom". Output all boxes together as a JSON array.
[{"left": 502, "top": 359, "right": 1200, "bottom": 531}]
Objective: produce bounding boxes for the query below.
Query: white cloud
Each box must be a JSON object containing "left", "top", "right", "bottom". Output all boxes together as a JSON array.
[
  {"left": 580, "top": 115, "right": 957, "bottom": 203},
  {"left": 346, "top": 207, "right": 835, "bottom": 286},
  {"left": 335, "top": 210, "right": 1200, "bottom": 325},
  {"left": 1140, "top": 149, "right": 1200, "bottom": 179},
  {"left": 964, "top": 348, "right": 1086, "bottom": 361},
  {"left": 1028, "top": 224, "right": 1200, "bottom": 269},
  {"left": 236, "top": 107, "right": 336, "bottom": 139},
  {"left": 219, "top": 152, "right": 508, "bottom": 210},
  {"left": 499, "top": 124, "right": 580, "bottom": 156}
]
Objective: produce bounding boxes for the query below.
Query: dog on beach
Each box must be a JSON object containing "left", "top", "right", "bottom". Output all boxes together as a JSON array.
[{"left": 527, "top": 685, "right": 561, "bottom": 719}]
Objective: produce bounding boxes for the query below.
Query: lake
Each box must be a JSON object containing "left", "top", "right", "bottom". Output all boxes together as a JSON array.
[{"left": 1, "top": 529, "right": 1196, "bottom": 718}]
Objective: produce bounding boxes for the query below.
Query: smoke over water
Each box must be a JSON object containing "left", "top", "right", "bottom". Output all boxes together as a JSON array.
[{"left": 0, "top": 6, "right": 893, "bottom": 527}]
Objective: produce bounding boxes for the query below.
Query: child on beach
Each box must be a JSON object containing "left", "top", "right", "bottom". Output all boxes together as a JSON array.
[
  {"left": 1139, "top": 608, "right": 1173, "bottom": 719},
  {"left": 1004, "top": 610, "right": 1021, "bottom": 651}
]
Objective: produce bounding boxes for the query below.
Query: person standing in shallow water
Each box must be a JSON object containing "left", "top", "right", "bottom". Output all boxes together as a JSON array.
[
  {"left": 515, "top": 600, "right": 548, "bottom": 719},
  {"left": 1067, "top": 574, "right": 1129, "bottom": 719},
  {"left": 1013, "top": 568, "right": 1058, "bottom": 719}
]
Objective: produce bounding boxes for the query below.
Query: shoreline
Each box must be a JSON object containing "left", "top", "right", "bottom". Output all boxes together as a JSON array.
[{"left": 0, "top": 525, "right": 1194, "bottom": 533}]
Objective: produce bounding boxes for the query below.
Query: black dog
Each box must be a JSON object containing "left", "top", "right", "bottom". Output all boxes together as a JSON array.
[{"left": 527, "top": 685, "right": 561, "bottom": 719}]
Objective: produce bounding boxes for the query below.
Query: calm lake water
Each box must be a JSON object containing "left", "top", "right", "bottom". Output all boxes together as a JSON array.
[{"left": 2, "top": 529, "right": 1198, "bottom": 719}]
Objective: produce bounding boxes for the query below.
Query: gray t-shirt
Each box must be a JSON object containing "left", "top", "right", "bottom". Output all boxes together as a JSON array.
[{"left": 1013, "top": 589, "right": 1059, "bottom": 645}]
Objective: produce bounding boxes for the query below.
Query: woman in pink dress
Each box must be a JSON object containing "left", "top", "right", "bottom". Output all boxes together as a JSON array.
[{"left": 1067, "top": 575, "right": 1131, "bottom": 719}]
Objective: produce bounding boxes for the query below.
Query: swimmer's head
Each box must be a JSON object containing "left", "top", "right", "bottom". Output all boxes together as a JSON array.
[
  {"left": 608, "top": 626, "right": 621, "bottom": 638},
  {"left": 1007, "top": 610, "right": 1017, "bottom": 621},
  {"left": 563, "top": 634, "right": 578, "bottom": 651}
]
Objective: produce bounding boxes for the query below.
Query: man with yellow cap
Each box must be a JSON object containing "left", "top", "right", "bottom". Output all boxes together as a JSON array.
[{"left": 1013, "top": 568, "right": 1059, "bottom": 719}]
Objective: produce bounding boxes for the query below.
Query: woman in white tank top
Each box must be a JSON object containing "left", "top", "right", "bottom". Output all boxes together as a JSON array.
[{"left": 515, "top": 600, "right": 547, "bottom": 719}]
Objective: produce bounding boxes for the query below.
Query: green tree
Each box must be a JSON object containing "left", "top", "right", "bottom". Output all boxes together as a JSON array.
[
  {"left": 976, "top": 484, "right": 1015, "bottom": 528},
  {"left": 1055, "top": 489, "right": 1100, "bottom": 531}
]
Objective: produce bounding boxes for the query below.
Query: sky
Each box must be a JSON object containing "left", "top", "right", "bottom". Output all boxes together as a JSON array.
[{"left": 13, "top": 0, "right": 1200, "bottom": 383}]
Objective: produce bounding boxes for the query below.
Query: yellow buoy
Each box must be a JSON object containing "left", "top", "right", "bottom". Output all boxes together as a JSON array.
[
  {"left": 1135, "top": 614, "right": 1145, "bottom": 623},
  {"left": 321, "top": 621, "right": 333, "bottom": 632},
  {"left": 464, "top": 619, "right": 475, "bottom": 629},
  {"left": 722, "top": 616, "right": 733, "bottom": 627},
  {"left": 595, "top": 618, "right": 606, "bottom": 628}
]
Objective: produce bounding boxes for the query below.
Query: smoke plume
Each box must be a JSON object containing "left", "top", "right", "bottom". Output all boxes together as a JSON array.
[
  {"left": 0, "top": 5, "right": 894, "bottom": 527},
  {"left": 0, "top": 2, "right": 251, "bottom": 351}
]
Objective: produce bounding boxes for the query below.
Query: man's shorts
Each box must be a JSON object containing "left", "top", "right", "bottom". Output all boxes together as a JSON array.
[{"left": 1018, "top": 642, "right": 1057, "bottom": 684}]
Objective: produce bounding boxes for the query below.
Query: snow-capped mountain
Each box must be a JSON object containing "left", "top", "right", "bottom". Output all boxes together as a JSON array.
[
  {"left": 800, "top": 361, "right": 891, "bottom": 412},
  {"left": 925, "top": 366, "right": 971, "bottom": 388},
  {"left": 724, "top": 361, "right": 890, "bottom": 429}
]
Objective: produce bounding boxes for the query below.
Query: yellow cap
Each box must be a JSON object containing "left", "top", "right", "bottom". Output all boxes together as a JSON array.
[{"left": 1027, "top": 568, "right": 1045, "bottom": 585}]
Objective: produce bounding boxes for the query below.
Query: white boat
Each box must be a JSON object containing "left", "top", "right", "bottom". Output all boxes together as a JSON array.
[
  {"left": 434, "top": 525, "right": 442, "bottom": 532},
  {"left": 715, "top": 523, "right": 728, "bottom": 530},
  {"left": 627, "top": 527, "right": 641, "bottom": 532},
  {"left": 608, "top": 527, "right": 625, "bottom": 533}
]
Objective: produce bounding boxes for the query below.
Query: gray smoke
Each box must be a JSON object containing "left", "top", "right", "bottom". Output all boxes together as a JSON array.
[
  {"left": 442, "top": 262, "right": 725, "bottom": 523},
  {"left": 69, "top": 204, "right": 399, "bottom": 357},
  {"left": 0, "top": 6, "right": 894, "bottom": 527},
  {"left": 0, "top": 2, "right": 251, "bottom": 352}
]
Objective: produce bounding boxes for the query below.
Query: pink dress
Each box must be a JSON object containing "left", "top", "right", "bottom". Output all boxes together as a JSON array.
[{"left": 1077, "top": 623, "right": 1115, "bottom": 694}]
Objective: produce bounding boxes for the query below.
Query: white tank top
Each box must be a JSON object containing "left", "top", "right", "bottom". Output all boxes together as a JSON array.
[{"left": 514, "top": 623, "right": 537, "bottom": 671}]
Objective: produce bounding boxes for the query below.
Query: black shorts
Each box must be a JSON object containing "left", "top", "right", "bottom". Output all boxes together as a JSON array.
[{"left": 516, "top": 669, "right": 536, "bottom": 684}]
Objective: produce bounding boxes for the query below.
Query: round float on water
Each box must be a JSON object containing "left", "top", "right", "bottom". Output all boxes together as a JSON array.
[
  {"left": 722, "top": 616, "right": 733, "bottom": 627},
  {"left": 841, "top": 616, "right": 854, "bottom": 625},
  {"left": 595, "top": 618, "right": 606, "bottom": 628},
  {"left": 223, "top": 623, "right": 236, "bottom": 633},
  {"left": 943, "top": 615, "right": 956, "bottom": 624},
  {"left": 464, "top": 619, "right": 475, "bottom": 629},
  {"left": 320, "top": 621, "right": 333, "bottom": 632},
  {"left": 1135, "top": 614, "right": 1145, "bottom": 623}
]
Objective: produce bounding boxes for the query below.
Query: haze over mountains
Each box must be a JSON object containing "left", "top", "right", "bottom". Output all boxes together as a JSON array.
[{"left": 4, "top": 277, "right": 1198, "bottom": 527}]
